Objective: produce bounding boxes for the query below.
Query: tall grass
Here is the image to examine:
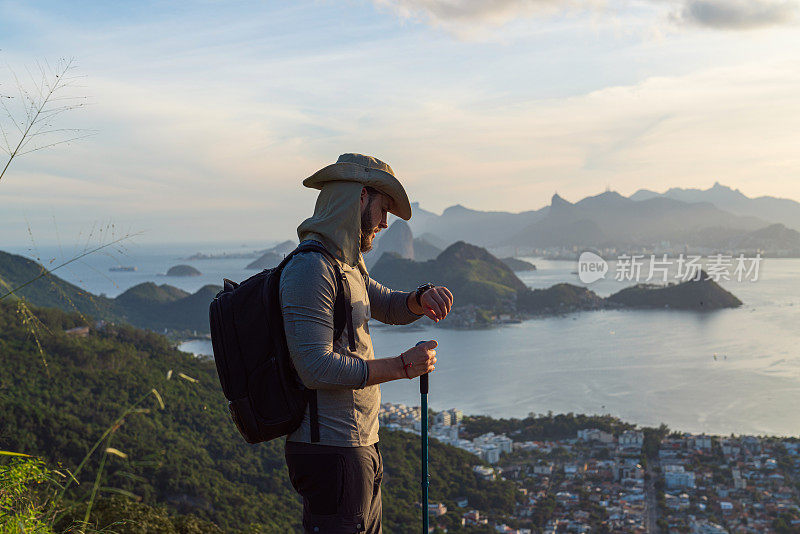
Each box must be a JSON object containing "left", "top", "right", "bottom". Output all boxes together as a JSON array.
[
  {"left": 0, "top": 372, "right": 196, "bottom": 533},
  {"left": 1, "top": 58, "right": 139, "bottom": 372},
  {"left": 0, "top": 58, "right": 198, "bottom": 532},
  {"left": 0, "top": 57, "right": 92, "bottom": 184},
  {"left": 0, "top": 453, "right": 61, "bottom": 533}
]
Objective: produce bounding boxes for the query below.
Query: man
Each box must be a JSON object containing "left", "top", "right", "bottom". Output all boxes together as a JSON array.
[{"left": 279, "top": 153, "right": 454, "bottom": 533}]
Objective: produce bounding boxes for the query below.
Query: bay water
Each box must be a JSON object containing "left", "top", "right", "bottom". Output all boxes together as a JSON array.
[{"left": 11, "top": 243, "right": 799, "bottom": 436}]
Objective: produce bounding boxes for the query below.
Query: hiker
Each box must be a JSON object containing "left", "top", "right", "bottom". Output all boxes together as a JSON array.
[{"left": 280, "top": 153, "right": 454, "bottom": 534}]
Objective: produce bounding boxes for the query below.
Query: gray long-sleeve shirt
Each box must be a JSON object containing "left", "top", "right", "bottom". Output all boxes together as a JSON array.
[{"left": 279, "top": 239, "right": 422, "bottom": 446}]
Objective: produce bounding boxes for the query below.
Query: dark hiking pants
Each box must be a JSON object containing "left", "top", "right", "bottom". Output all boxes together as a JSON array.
[{"left": 285, "top": 440, "right": 383, "bottom": 534}]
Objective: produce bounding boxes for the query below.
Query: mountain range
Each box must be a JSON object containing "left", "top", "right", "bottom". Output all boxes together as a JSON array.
[
  {"left": 392, "top": 184, "right": 800, "bottom": 255},
  {"left": 631, "top": 182, "right": 800, "bottom": 232}
]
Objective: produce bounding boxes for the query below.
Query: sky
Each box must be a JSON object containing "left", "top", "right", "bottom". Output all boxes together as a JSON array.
[{"left": 1, "top": 0, "right": 799, "bottom": 246}]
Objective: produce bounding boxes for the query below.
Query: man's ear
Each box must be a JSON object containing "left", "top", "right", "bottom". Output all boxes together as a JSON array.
[{"left": 360, "top": 187, "right": 368, "bottom": 209}]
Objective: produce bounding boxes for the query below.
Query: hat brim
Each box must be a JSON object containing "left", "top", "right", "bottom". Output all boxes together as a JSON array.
[{"left": 303, "top": 162, "right": 412, "bottom": 220}]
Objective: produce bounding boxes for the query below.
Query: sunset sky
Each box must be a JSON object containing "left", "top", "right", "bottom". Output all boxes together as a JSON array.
[{"left": 1, "top": 0, "right": 799, "bottom": 245}]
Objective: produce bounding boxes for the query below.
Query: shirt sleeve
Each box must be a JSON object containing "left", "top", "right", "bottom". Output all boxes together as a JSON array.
[
  {"left": 279, "top": 252, "right": 369, "bottom": 390},
  {"left": 366, "top": 275, "right": 424, "bottom": 325}
]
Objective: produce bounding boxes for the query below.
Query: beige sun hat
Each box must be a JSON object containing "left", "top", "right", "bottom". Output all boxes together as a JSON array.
[{"left": 303, "top": 153, "right": 412, "bottom": 220}]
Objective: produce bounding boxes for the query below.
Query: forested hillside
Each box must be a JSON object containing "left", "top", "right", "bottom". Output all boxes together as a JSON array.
[
  {"left": 0, "top": 299, "right": 518, "bottom": 532},
  {"left": 371, "top": 241, "right": 526, "bottom": 309}
]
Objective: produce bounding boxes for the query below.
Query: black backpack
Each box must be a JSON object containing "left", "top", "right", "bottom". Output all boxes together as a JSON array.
[{"left": 208, "top": 242, "right": 356, "bottom": 444}]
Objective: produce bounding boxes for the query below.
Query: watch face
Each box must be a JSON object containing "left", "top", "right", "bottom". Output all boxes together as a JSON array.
[{"left": 416, "top": 283, "right": 434, "bottom": 305}]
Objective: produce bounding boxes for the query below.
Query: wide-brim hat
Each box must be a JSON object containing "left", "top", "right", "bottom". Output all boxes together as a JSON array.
[{"left": 303, "top": 153, "right": 412, "bottom": 220}]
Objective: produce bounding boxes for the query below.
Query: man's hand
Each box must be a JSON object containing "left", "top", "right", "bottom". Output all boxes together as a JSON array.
[
  {"left": 417, "top": 286, "right": 453, "bottom": 323},
  {"left": 365, "top": 340, "right": 438, "bottom": 385},
  {"left": 399, "top": 340, "right": 437, "bottom": 379}
]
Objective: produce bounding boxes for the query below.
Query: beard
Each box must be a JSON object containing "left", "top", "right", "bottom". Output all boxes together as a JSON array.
[{"left": 360, "top": 198, "right": 378, "bottom": 253}]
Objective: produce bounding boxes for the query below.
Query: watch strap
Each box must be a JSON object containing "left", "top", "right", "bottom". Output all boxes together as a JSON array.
[{"left": 415, "top": 283, "right": 435, "bottom": 307}]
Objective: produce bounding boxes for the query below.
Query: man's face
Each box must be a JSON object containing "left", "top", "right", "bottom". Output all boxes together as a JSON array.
[{"left": 360, "top": 189, "right": 390, "bottom": 253}]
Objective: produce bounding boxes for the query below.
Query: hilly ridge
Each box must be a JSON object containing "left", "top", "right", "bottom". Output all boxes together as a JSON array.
[
  {"left": 505, "top": 191, "right": 768, "bottom": 249},
  {"left": 0, "top": 299, "right": 519, "bottom": 532},
  {"left": 372, "top": 242, "right": 743, "bottom": 320},
  {"left": 0, "top": 250, "right": 221, "bottom": 334},
  {"left": 0, "top": 250, "right": 121, "bottom": 320},
  {"left": 395, "top": 185, "right": 800, "bottom": 255},
  {"left": 1, "top": 240, "right": 743, "bottom": 337},
  {"left": 631, "top": 182, "right": 800, "bottom": 232},
  {"left": 371, "top": 241, "right": 526, "bottom": 310}
]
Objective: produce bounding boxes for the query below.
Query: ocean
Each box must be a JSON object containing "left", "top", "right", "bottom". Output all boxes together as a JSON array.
[{"left": 10, "top": 241, "right": 799, "bottom": 436}]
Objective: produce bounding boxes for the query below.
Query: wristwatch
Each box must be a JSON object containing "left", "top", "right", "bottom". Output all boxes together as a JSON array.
[{"left": 415, "top": 283, "right": 436, "bottom": 307}]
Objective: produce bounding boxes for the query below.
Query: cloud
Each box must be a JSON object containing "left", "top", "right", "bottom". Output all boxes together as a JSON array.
[
  {"left": 348, "top": 59, "right": 800, "bottom": 214},
  {"left": 374, "top": 0, "right": 565, "bottom": 23},
  {"left": 3, "top": 1, "right": 800, "bottom": 245},
  {"left": 374, "top": 0, "right": 799, "bottom": 34},
  {"left": 371, "top": 0, "right": 593, "bottom": 37},
  {"left": 6, "top": 56, "right": 800, "bottom": 242},
  {"left": 676, "top": 0, "right": 799, "bottom": 29}
]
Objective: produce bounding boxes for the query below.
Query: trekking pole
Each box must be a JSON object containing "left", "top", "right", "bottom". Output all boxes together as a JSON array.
[{"left": 416, "top": 340, "right": 430, "bottom": 534}]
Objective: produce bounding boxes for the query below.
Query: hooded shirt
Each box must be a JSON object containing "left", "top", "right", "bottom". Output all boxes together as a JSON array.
[
  {"left": 297, "top": 180, "right": 366, "bottom": 269},
  {"left": 279, "top": 182, "right": 423, "bottom": 447}
]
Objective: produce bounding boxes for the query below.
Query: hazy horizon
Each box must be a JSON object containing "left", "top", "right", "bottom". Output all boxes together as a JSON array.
[{"left": 6, "top": 180, "right": 800, "bottom": 249}]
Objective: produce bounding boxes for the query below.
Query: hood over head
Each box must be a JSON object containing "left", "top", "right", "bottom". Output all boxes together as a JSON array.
[{"left": 297, "top": 180, "right": 368, "bottom": 269}]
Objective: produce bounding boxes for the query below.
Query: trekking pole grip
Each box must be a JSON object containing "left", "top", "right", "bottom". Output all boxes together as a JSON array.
[{"left": 416, "top": 341, "right": 429, "bottom": 394}]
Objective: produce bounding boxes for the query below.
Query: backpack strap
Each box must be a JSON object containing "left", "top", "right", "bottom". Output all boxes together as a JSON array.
[
  {"left": 294, "top": 243, "right": 356, "bottom": 352},
  {"left": 305, "top": 388, "right": 320, "bottom": 443},
  {"left": 291, "top": 242, "right": 358, "bottom": 443},
  {"left": 335, "top": 269, "right": 357, "bottom": 353}
]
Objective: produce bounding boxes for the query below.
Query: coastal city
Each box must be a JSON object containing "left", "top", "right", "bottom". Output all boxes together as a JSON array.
[{"left": 379, "top": 403, "right": 800, "bottom": 533}]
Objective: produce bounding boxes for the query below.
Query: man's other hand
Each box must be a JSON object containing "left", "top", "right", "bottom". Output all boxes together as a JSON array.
[{"left": 400, "top": 340, "right": 437, "bottom": 378}]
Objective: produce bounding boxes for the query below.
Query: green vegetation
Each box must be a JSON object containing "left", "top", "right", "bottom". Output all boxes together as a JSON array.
[
  {"left": 0, "top": 455, "right": 60, "bottom": 533},
  {"left": 642, "top": 424, "right": 670, "bottom": 461},
  {"left": 0, "top": 249, "right": 221, "bottom": 334},
  {"left": 0, "top": 299, "right": 517, "bottom": 532},
  {"left": 114, "top": 282, "right": 220, "bottom": 332},
  {"left": 462, "top": 412, "right": 636, "bottom": 442},
  {"left": 0, "top": 454, "right": 225, "bottom": 533},
  {"left": 372, "top": 242, "right": 742, "bottom": 321},
  {"left": 0, "top": 250, "right": 121, "bottom": 321},
  {"left": 165, "top": 265, "right": 202, "bottom": 277},
  {"left": 371, "top": 242, "right": 608, "bottom": 318},
  {"left": 500, "top": 258, "right": 536, "bottom": 271},
  {"left": 517, "top": 283, "right": 604, "bottom": 313},
  {"left": 606, "top": 271, "right": 742, "bottom": 310},
  {"left": 371, "top": 241, "right": 527, "bottom": 309},
  {"left": 380, "top": 432, "right": 519, "bottom": 532}
]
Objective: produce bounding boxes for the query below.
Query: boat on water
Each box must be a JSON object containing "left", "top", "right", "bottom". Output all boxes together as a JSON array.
[{"left": 109, "top": 266, "right": 137, "bottom": 272}]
